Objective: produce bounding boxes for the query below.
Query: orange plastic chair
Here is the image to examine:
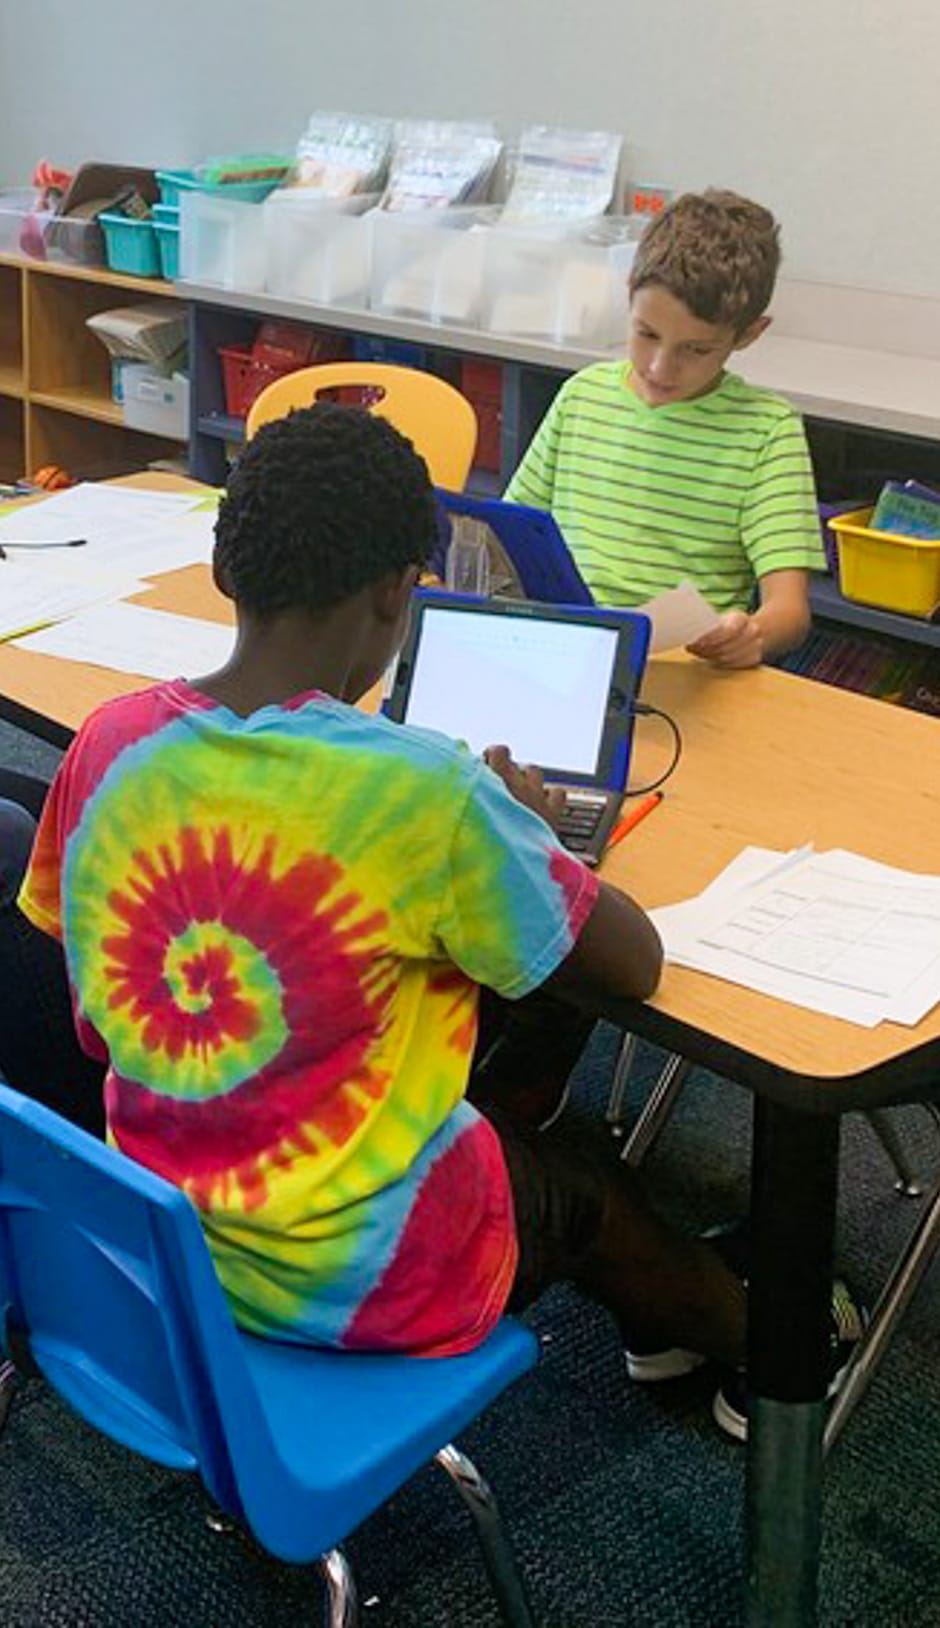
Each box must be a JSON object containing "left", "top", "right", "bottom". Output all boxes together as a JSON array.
[{"left": 245, "top": 362, "right": 478, "bottom": 491}]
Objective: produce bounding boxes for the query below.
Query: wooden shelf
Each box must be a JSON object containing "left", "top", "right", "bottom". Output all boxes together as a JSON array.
[
  {"left": 30, "top": 387, "right": 124, "bottom": 425},
  {"left": 0, "top": 365, "right": 25, "bottom": 399},
  {"left": 0, "top": 253, "right": 187, "bottom": 479},
  {"left": 0, "top": 251, "right": 176, "bottom": 299},
  {"left": 0, "top": 396, "right": 25, "bottom": 482}
]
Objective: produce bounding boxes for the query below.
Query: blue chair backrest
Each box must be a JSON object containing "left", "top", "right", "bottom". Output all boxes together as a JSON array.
[{"left": 0, "top": 1082, "right": 273, "bottom": 1518}]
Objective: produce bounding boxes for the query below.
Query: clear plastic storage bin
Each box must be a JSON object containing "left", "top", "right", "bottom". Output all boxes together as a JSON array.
[
  {"left": 482, "top": 218, "right": 636, "bottom": 347},
  {"left": 0, "top": 190, "right": 46, "bottom": 257},
  {"left": 370, "top": 207, "right": 494, "bottom": 327},
  {"left": 178, "top": 190, "right": 266, "bottom": 292},
  {"left": 264, "top": 192, "right": 377, "bottom": 307},
  {"left": 0, "top": 191, "right": 107, "bottom": 267}
]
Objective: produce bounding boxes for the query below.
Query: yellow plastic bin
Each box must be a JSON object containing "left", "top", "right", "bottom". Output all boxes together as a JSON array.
[{"left": 830, "top": 507, "right": 940, "bottom": 618}]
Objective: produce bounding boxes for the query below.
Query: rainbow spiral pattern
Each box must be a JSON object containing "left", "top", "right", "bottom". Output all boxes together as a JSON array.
[{"left": 22, "top": 683, "right": 597, "bottom": 1354}]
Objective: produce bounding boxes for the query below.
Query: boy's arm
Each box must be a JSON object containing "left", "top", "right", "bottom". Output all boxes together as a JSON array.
[
  {"left": 687, "top": 567, "right": 811, "bottom": 668},
  {"left": 482, "top": 746, "right": 663, "bottom": 1002},
  {"left": 545, "top": 881, "right": 663, "bottom": 1003}
]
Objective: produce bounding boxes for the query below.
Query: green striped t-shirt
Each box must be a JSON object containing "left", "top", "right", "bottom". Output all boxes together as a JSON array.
[{"left": 504, "top": 361, "right": 824, "bottom": 610}]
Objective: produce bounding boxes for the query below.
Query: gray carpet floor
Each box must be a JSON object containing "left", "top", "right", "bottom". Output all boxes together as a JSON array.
[{"left": 1, "top": 724, "right": 939, "bottom": 1627}]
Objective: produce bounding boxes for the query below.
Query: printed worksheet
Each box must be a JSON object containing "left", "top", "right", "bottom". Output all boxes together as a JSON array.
[
  {"left": 699, "top": 855, "right": 940, "bottom": 1001},
  {"left": 15, "top": 602, "right": 234, "bottom": 680}
]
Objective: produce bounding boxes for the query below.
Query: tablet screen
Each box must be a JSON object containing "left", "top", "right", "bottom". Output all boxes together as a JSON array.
[{"left": 401, "top": 603, "right": 619, "bottom": 774}]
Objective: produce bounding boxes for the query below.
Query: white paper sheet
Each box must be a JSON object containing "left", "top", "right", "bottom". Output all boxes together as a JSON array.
[
  {"left": 635, "top": 580, "right": 722, "bottom": 654},
  {"left": 0, "top": 484, "right": 209, "bottom": 577},
  {"left": 15, "top": 602, "right": 234, "bottom": 680},
  {"left": 651, "top": 845, "right": 940, "bottom": 1027},
  {"left": 0, "top": 563, "right": 135, "bottom": 641}
]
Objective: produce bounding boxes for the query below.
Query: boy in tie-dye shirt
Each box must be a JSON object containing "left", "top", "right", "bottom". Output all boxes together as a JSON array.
[{"left": 20, "top": 405, "right": 747, "bottom": 1373}]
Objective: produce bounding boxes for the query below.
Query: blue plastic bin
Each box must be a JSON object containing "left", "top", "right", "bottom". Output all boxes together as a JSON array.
[
  {"left": 99, "top": 213, "right": 161, "bottom": 278},
  {"left": 155, "top": 169, "right": 200, "bottom": 209},
  {"left": 154, "top": 220, "right": 180, "bottom": 280},
  {"left": 157, "top": 166, "right": 283, "bottom": 209}
]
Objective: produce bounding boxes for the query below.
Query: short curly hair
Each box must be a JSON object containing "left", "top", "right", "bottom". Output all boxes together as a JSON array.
[
  {"left": 214, "top": 402, "right": 437, "bottom": 616},
  {"left": 629, "top": 189, "right": 781, "bottom": 333}
]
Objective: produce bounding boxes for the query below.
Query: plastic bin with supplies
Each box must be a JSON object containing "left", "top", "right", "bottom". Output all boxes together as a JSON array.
[
  {"left": 829, "top": 507, "right": 940, "bottom": 618},
  {"left": 218, "top": 321, "right": 346, "bottom": 419},
  {"left": 218, "top": 346, "right": 297, "bottom": 418},
  {"left": 121, "top": 364, "right": 190, "bottom": 440},
  {"left": 152, "top": 204, "right": 180, "bottom": 279},
  {"left": 99, "top": 213, "right": 161, "bottom": 278},
  {"left": 370, "top": 207, "right": 495, "bottom": 327},
  {"left": 0, "top": 189, "right": 50, "bottom": 257},
  {"left": 179, "top": 189, "right": 267, "bottom": 292},
  {"left": 264, "top": 191, "right": 378, "bottom": 307},
  {"left": 482, "top": 217, "right": 637, "bottom": 347}
]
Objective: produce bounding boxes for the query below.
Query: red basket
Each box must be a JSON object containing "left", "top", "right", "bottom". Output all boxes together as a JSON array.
[{"left": 219, "top": 347, "right": 301, "bottom": 420}]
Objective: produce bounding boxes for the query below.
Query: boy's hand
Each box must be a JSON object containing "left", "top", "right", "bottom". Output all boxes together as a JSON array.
[
  {"left": 686, "top": 609, "right": 764, "bottom": 669},
  {"left": 483, "top": 745, "right": 567, "bottom": 831}
]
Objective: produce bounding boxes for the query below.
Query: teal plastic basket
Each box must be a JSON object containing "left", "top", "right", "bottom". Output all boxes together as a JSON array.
[
  {"left": 155, "top": 169, "right": 200, "bottom": 209},
  {"left": 154, "top": 218, "right": 180, "bottom": 280},
  {"left": 157, "top": 165, "right": 283, "bottom": 207},
  {"left": 99, "top": 212, "right": 161, "bottom": 277}
]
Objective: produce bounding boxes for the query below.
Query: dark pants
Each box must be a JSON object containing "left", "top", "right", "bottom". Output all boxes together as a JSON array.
[
  {"left": 0, "top": 778, "right": 105, "bottom": 1137},
  {"left": 468, "top": 987, "right": 746, "bottom": 1365}
]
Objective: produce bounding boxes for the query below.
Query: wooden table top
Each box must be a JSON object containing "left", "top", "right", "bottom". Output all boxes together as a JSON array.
[
  {"left": 2, "top": 475, "right": 938, "bottom": 1099},
  {"left": 605, "top": 656, "right": 940, "bottom": 1097}
]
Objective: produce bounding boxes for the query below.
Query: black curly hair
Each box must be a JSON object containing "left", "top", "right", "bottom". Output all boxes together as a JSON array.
[{"left": 214, "top": 402, "right": 437, "bottom": 616}]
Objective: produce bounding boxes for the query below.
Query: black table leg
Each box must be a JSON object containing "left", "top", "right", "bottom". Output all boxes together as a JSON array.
[{"left": 745, "top": 1097, "right": 841, "bottom": 1627}]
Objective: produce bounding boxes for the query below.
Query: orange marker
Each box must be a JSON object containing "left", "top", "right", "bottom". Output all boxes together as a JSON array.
[{"left": 606, "top": 790, "right": 664, "bottom": 851}]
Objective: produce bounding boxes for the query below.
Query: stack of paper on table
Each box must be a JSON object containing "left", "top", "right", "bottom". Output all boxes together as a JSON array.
[
  {"left": 652, "top": 846, "right": 940, "bottom": 1027},
  {"left": 0, "top": 484, "right": 218, "bottom": 579},
  {"left": 0, "top": 562, "right": 145, "bottom": 641},
  {"left": 14, "top": 603, "right": 234, "bottom": 682}
]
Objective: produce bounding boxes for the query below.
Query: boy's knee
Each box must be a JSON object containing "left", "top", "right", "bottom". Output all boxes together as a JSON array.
[{"left": 0, "top": 799, "right": 37, "bottom": 906}]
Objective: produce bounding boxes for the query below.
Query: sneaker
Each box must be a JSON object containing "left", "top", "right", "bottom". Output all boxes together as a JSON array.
[
  {"left": 712, "top": 1278, "right": 867, "bottom": 1443},
  {"left": 624, "top": 1218, "right": 747, "bottom": 1383},
  {"left": 625, "top": 1345, "right": 706, "bottom": 1383}
]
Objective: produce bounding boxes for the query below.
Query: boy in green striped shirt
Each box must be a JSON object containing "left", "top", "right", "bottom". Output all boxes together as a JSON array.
[{"left": 505, "top": 190, "right": 824, "bottom": 668}]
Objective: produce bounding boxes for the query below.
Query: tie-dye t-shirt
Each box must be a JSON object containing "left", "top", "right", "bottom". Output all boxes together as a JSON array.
[{"left": 20, "top": 680, "right": 598, "bottom": 1356}]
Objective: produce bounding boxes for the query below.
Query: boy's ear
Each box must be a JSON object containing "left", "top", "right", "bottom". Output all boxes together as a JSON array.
[{"left": 734, "top": 313, "right": 772, "bottom": 352}]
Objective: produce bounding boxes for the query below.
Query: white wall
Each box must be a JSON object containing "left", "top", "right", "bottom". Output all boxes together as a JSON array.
[{"left": 1, "top": 0, "right": 938, "bottom": 297}]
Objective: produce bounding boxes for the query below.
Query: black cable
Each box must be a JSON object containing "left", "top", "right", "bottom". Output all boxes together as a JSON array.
[{"left": 625, "top": 701, "right": 683, "bottom": 796}]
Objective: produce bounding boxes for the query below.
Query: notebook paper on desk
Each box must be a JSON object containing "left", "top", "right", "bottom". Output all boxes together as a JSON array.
[
  {"left": 654, "top": 846, "right": 940, "bottom": 1027},
  {"left": 15, "top": 602, "right": 234, "bottom": 681},
  {"left": 0, "top": 484, "right": 214, "bottom": 578}
]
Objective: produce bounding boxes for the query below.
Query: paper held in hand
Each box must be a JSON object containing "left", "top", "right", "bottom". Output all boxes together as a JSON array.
[{"left": 634, "top": 581, "right": 721, "bottom": 654}]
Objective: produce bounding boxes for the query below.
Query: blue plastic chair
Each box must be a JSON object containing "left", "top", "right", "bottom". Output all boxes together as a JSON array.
[{"left": 0, "top": 1083, "right": 539, "bottom": 1626}]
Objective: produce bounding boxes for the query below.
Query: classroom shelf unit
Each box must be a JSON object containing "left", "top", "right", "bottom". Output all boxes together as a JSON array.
[{"left": 0, "top": 254, "right": 187, "bottom": 483}]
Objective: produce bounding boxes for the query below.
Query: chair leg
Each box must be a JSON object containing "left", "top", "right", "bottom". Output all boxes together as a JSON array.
[
  {"left": 865, "top": 1108, "right": 926, "bottom": 1197},
  {"left": 824, "top": 1176, "right": 940, "bottom": 1453},
  {"left": 435, "top": 1444, "right": 535, "bottom": 1628},
  {"left": 0, "top": 1359, "right": 16, "bottom": 1436},
  {"left": 620, "top": 1053, "right": 692, "bottom": 1168},
  {"left": 605, "top": 1031, "right": 638, "bottom": 1132},
  {"left": 318, "top": 1548, "right": 358, "bottom": 1628}
]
